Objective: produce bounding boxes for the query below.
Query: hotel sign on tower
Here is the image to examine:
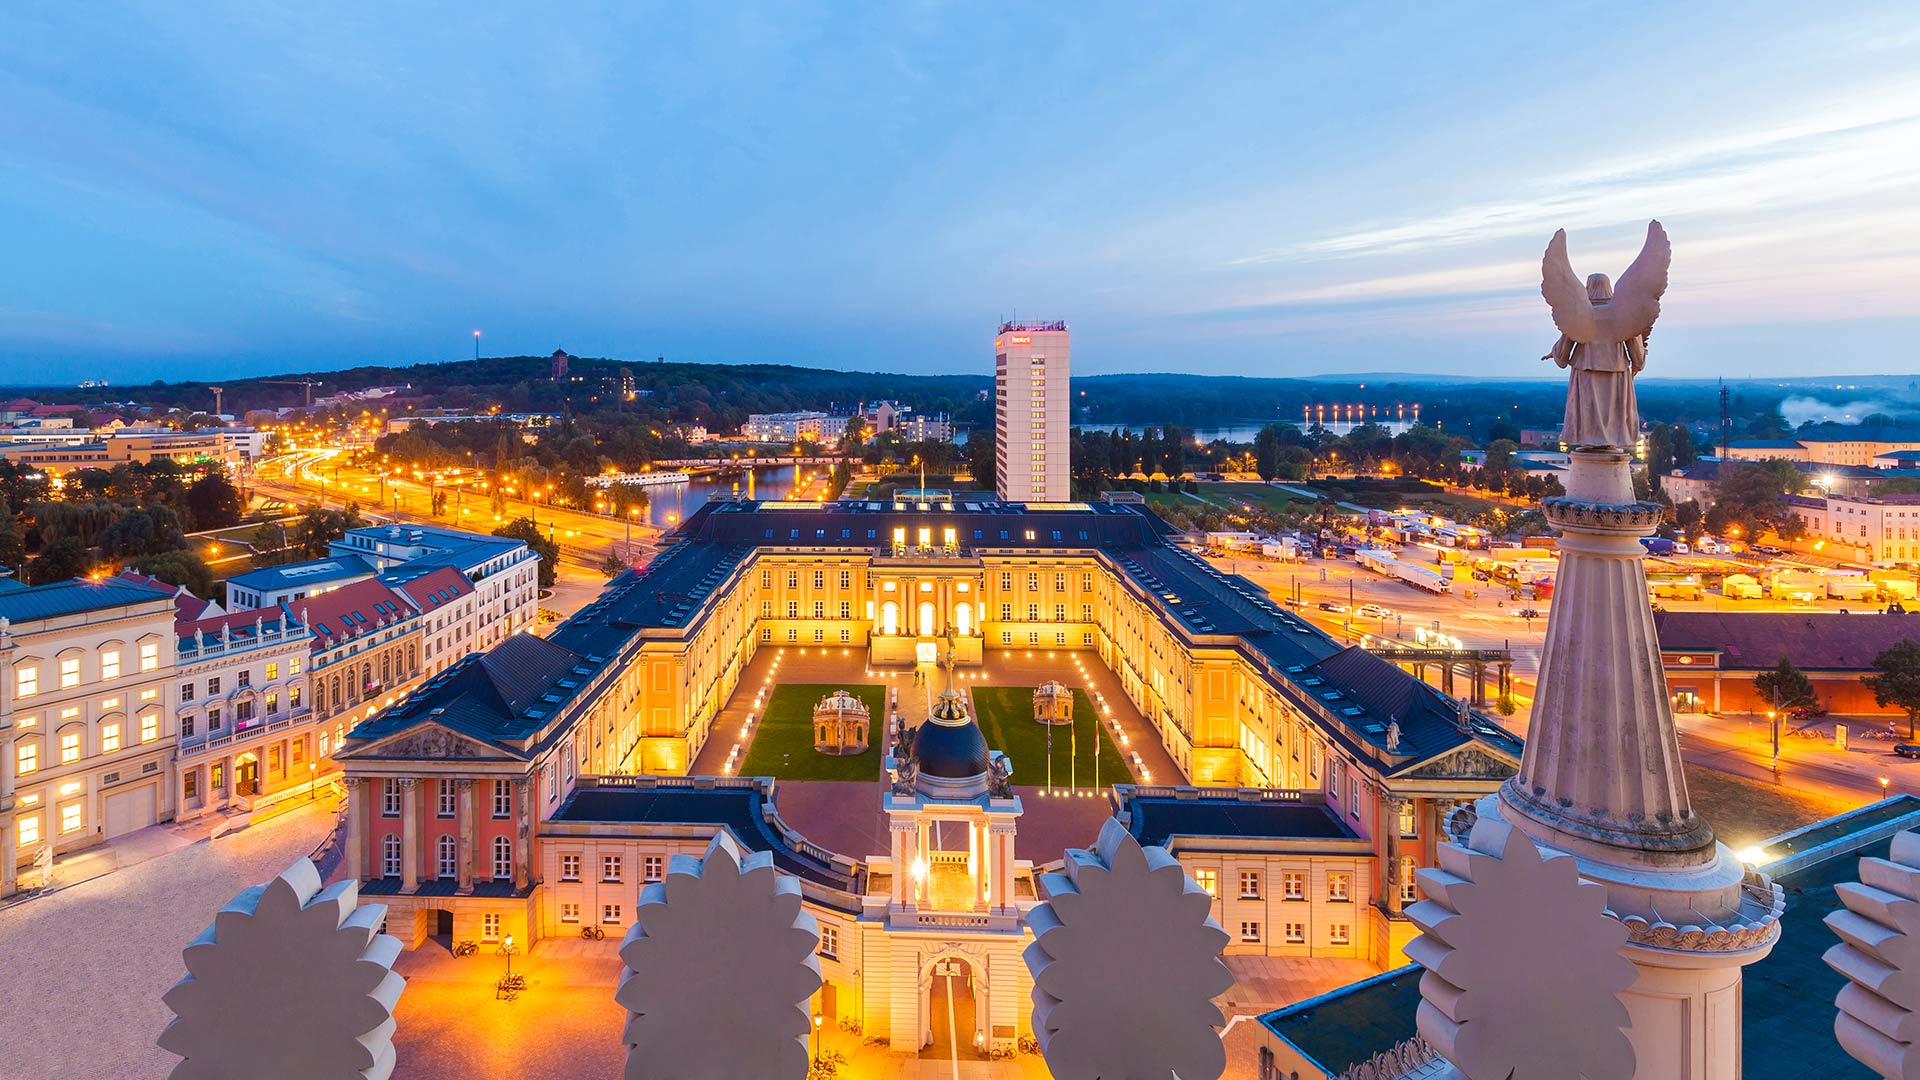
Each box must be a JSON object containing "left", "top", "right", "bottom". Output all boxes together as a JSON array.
[{"left": 994, "top": 320, "right": 1070, "bottom": 503}]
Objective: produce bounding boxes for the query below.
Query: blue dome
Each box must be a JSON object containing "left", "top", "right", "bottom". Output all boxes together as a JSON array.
[{"left": 913, "top": 689, "right": 990, "bottom": 779}]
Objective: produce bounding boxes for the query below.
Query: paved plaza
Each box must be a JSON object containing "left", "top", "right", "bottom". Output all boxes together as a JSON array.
[{"left": 0, "top": 803, "right": 334, "bottom": 1080}]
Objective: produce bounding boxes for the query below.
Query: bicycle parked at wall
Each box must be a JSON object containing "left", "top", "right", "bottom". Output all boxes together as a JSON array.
[
  {"left": 452, "top": 940, "right": 478, "bottom": 957},
  {"left": 581, "top": 925, "right": 606, "bottom": 940}
]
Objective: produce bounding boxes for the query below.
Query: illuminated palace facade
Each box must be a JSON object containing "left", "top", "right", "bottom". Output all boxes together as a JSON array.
[{"left": 336, "top": 498, "right": 1520, "bottom": 1051}]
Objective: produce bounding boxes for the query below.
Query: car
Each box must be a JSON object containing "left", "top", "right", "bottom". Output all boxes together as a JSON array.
[
  {"left": 1318, "top": 601, "right": 1350, "bottom": 613},
  {"left": 1515, "top": 607, "right": 1543, "bottom": 620},
  {"left": 1896, "top": 742, "right": 1920, "bottom": 759},
  {"left": 1357, "top": 604, "right": 1389, "bottom": 618},
  {"left": 1283, "top": 596, "right": 1307, "bottom": 608}
]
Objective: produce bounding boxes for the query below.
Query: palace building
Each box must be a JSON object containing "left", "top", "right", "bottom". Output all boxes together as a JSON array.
[{"left": 334, "top": 496, "right": 1521, "bottom": 1052}]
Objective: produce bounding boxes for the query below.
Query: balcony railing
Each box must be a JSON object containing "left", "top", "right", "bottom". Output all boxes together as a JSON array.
[
  {"left": 177, "top": 625, "right": 309, "bottom": 663},
  {"left": 180, "top": 710, "right": 314, "bottom": 758}
]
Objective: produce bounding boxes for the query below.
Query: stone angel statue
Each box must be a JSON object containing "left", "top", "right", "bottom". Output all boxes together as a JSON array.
[{"left": 1541, "top": 220, "right": 1671, "bottom": 451}]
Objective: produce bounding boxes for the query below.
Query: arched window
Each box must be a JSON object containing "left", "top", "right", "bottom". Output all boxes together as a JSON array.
[
  {"left": 879, "top": 602, "right": 899, "bottom": 636},
  {"left": 382, "top": 834, "right": 402, "bottom": 877},
  {"left": 314, "top": 681, "right": 326, "bottom": 711},
  {"left": 331, "top": 675, "right": 342, "bottom": 705},
  {"left": 918, "top": 601, "right": 936, "bottom": 637},
  {"left": 381, "top": 654, "right": 391, "bottom": 685},
  {"left": 954, "top": 602, "right": 973, "bottom": 637},
  {"left": 362, "top": 662, "right": 373, "bottom": 689},
  {"left": 408, "top": 642, "right": 418, "bottom": 674},
  {"left": 492, "top": 836, "right": 513, "bottom": 880},
  {"left": 437, "top": 835, "right": 458, "bottom": 878}
]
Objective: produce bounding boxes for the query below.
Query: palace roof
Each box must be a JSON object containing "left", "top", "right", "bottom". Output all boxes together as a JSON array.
[
  {"left": 1124, "top": 793, "right": 1359, "bottom": 849},
  {"left": 550, "top": 781, "right": 854, "bottom": 891},
  {"left": 0, "top": 575, "right": 176, "bottom": 624},
  {"left": 351, "top": 632, "right": 586, "bottom": 750},
  {"left": 347, "top": 499, "right": 1519, "bottom": 776}
]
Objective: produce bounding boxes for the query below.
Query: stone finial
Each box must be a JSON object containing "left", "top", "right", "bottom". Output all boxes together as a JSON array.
[
  {"left": 616, "top": 832, "right": 821, "bottom": 1079},
  {"left": 1026, "top": 818, "right": 1233, "bottom": 1080},
  {"left": 158, "top": 857, "right": 404, "bottom": 1079},
  {"left": 194, "top": 627, "right": 204, "bottom": 650},
  {"left": 1386, "top": 719, "right": 1402, "bottom": 752},
  {"left": 1406, "top": 807, "right": 1637, "bottom": 1080},
  {"left": 1827, "top": 829, "right": 1920, "bottom": 1078}
]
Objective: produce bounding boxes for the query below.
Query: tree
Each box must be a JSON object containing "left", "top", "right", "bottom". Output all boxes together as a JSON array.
[
  {"left": 98, "top": 505, "right": 188, "bottom": 560},
  {"left": 137, "top": 549, "right": 216, "bottom": 599},
  {"left": 1753, "top": 656, "right": 1820, "bottom": 714},
  {"left": 185, "top": 470, "right": 245, "bottom": 531},
  {"left": 294, "top": 503, "right": 365, "bottom": 558},
  {"left": 1705, "top": 459, "right": 1806, "bottom": 542},
  {"left": 968, "top": 424, "right": 997, "bottom": 493},
  {"left": 1253, "top": 424, "right": 1283, "bottom": 482},
  {"left": 493, "top": 517, "right": 559, "bottom": 588},
  {"left": 598, "top": 553, "right": 628, "bottom": 579},
  {"left": 1867, "top": 640, "right": 1920, "bottom": 739},
  {"left": 0, "top": 501, "right": 24, "bottom": 575},
  {"left": 28, "top": 536, "right": 94, "bottom": 584}
]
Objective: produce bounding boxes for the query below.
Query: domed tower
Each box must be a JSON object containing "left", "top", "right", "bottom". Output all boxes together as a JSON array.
[
  {"left": 910, "top": 688, "right": 992, "bottom": 800},
  {"left": 883, "top": 685, "right": 1022, "bottom": 923}
]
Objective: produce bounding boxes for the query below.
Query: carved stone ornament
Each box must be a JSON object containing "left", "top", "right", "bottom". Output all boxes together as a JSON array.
[
  {"left": 158, "top": 857, "right": 405, "bottom": 1080},
  {"left": 1406, "top": 812, "right": 1637, "bottom": 1080},
  {"left": 379, "top": 726, "right": 492, "bottom": 760},
  {"left": 1403, "top": 747, "right": 1519, "bottom": 782},
  {"left": 616, "top": 832, "right": 822, "bottom": 1079},
  {"left": 1025, "top": 818, "right": 1234, "bottom": 1080},
  {"left": 1826, "top": 829, "right": 1920, "bottom": 1078}
]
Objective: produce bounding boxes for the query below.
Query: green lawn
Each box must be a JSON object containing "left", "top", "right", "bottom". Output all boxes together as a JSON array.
[
  {"left": 738, "top": 683, "right": 886, "bottom": 781},
  {"left": 1202, "top": 481, "right": 1308, "bottom": 516},
  {"left": 969, "top": 685, "right": 1132, "bottom": 789}
]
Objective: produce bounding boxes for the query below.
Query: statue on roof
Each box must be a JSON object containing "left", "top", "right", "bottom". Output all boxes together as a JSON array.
[
  {"left": 1540, "top": 221, "right": 1671, "bottom": 451},
  {"left": 1386, "top": 719, "right": 1402, "bottom": 752},
  {"left": 988, "top": 755, "right": 1013, "bottom": 798}
]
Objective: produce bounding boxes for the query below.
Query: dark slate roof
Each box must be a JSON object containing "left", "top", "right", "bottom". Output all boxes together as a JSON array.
[
  {"left": 0, "top": 576, "right": 175, "bottom": 623},
  {"left": 1257, "top": 965, "right": 1425, "bottom": 1076},
  {"left": 1126, "top": 796, "right": 1359, "bottom": 847},
  {"left": 1799, "top": 425, "right": 1920, "bottom": 444},
  {"left": 1726, "top": 438, "right": 1808, "bottom": 450},
  {"left": 0, "top": 577, "right": 24, "bottom": 593},
  {"left": 350, "top": 632, "right": 585, "bottom": 749},
  {"left": 550, "top": 785, "right": 854, "bottom": 890},
  {"left": 1654, "top": 610, "right": 1920, "bottom": 671},
  {"left": 1299, "top": 647, "right": 1522, "bottom": 771}
]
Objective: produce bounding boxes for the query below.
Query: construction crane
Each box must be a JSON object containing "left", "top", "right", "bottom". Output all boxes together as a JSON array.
[{"left": 261, "top": 379, "right": 323, "bottom": 407}]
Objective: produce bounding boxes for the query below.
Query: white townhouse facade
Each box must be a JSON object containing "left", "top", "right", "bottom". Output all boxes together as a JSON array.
[
  {"left": 0, "top": 577, "right": 178, "bottom": 896},
  {"left": 173, "top": 608, "right": 318, "bottom": 818}
]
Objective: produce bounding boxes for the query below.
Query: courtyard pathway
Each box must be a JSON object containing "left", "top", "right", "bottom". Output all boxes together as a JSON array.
[{"left": 0, "top": 803, "right": 333, "bottom": 1080}]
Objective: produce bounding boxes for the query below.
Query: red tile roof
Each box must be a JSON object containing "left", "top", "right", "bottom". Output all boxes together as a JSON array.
[
  {"left": 289, "top": 577, "right": 419, "bottom": 650},
  {"left": 1655, "top": 610, "right": 1920, "bottom": 672},
  {"left": 389, "top": 565, "right": 474, "bottom": 613}
]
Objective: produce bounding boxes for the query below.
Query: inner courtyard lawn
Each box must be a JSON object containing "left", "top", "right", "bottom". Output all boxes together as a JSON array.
[
  {"left": 737, "top": 683, "right": 886, "bottom": 781},
  {"left": 968, "top": 685, "right": 1132, "bottom": 790}
]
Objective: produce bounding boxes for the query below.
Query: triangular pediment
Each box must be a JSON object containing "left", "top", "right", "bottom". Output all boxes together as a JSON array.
[
  {"left": 1399, "top": 744, "right": 1520, "bottom": 781},
  {"left": 342, "top": 721, "right": 516, "bottom": 762}
]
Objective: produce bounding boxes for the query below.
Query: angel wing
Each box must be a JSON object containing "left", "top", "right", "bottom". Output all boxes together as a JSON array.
[
  {"left": 1540, "top": 220, "right": 1670, "bottom": 343},
  {"left": 1609, "top": 219, "right": 1670, "bottom": 338}
]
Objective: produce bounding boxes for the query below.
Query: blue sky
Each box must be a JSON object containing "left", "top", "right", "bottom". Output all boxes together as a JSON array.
[{"left": 4, "top": 3, "right": 1918, "bottom": 383}]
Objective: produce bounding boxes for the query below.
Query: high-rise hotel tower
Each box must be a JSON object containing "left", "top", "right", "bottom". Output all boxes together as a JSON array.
[{"left": 994, "top": 321, "right": 1070, "bottom": 503}]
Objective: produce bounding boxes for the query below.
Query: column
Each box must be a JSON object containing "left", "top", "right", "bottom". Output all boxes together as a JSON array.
[
  {"left": 399, "top": 777, "right": 419, "bottom": 893},
  {"left": 471, "top": 779, "right": 489, "bottom": 885},
  {"left": 889, "top": 821, "right": 915, "bottom": 906},
  {"left": 970, "top": 821, "right": 984, "bottom": 911},
  {"left": 997, "top": 826, "right": 1017, "bottom": 913},
  {"left": 2, "top": 804, "right": 17, "bottom": 899},
  {"left": 513, "top": 777, "right": 531, "bottom": 890},
  {"left": 344, "top": 778, "right": 365, "bottom": 882},
  {"left": 456, "top": 778, "right": 475, "bottom": 893},
  {"left": 1384, "top": 796, "right": 1407, "bottom": 916}
]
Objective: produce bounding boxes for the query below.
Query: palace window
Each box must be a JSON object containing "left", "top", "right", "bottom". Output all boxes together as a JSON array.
[
  {"left": 184, "top": 769, "right": 199, "bottom": 799},
  {"left": 492, "top": 836, "right": 513, "bottom": 879},
  {"left": 1054, "top": 573, "right": 1066, "bottom": 592},
  {"left": 60, "top": 731, "right": 81, "bottom": 764},
  {"left": 266, "top": 693, "right": 279, "bottom": 716},
  {"left": 61, "top": 802, "right": 84, "bottom": 834},
  {"left": 17, "top": 815, "right": 39, "bottom": 847},
  {"left": 492, "top": 779, "right": 511, "bottom": 818},
  {"left": 438, "top": 785, "right": 456, "bottom": 817},
  {"left": 1328, "top": 873, "right": 1351, "bottom": 903},
  {"left": 1239, "top": 870, "right": 1262, "bottom": 900},
  {"left": 437, "top": 836, "right": 458, "bottom": 878},
  {"left": 237, "top": 671, "right": 251, "bottom": 689},
  {"left": 1285, "top": 922, "right": 1306, "bottom": 944},
  {"left": 561, "top": 854, "right": 581, "bottom": 881},
  {"left": 1399, "top": 801, "right": 1418, "bottom": 837},
  {"left": 382, "top": 835, "right": 401, "bottom": 877},
  {"left": 1193, "top": 868, "right": 1218, "bottom": 898},
  {"left": 15, "top": 666, "right": 36, "bottom": 698},
  {"left": 838, "top": 570, "right": 851, "bottom": 589},
  {"left": 1401, "top": 857, "right": 1419, "bottom": 903},
  {"left": 643, "top": 855, "right": 665, "bottom": 882},
  {"left": 1240, "top": 922, "right": 1261, "bottom": 943},
  {"left": 482, "top": 913, "right": 500, "bottom": 942},
  {"left": 267, "top": 663, "right": 279, "bottom": 680},
  {"left": 786, "top": 570, "right": 798, "bottom": 589},
  {"left": 60, "top": 657, "right": 80, "bottom": 689},
  {"left": 1330, "top": 923, "right": 1351, "bottom": 945},
  {"left": 16, "top": 739, "right": 39, "bottom": 775},
  {"left": 602, "top": 855, "right": 623, "bottom": 883},
  {"left": 140, "top": 642, "right": 159, "bottom": 671},
  {"left": 141, "top": 712, "right": 158, "bottom": 743},
  {"left": 602, "top": 904, "right": 622, "bottom": 925},
  {"left": 1027, "top": 573, "right": 1039, "bottom": 592},
  {"left": 1000, "top": 572, "right": 1012, "bottom": 590},
  {"left": 812, "top": 570, "right": 824, "bottom": 589},
  {"left": 101, "top": 649, "right": 121, "bottom": 681},
  {"left": 1282, "top": 872, "right": 1305, "bottom": 901},
  {"left": 560, "top": 903, "right": 580, "bottom": 924},
  {"left": 235, "top": 701, "right": 253, "bottom": 723},
  {"left": 382, "top": 779, "right": 401, "bottom": 816},
  {"left": 208, "top": 677, "right": 221, "bottom": 695},
  {"left": 813, "top": 601, "right": 824, "bottom": 619},
  {"left": 101, "top": 722, "right": 121, "bottom": 754},
  {"left": 818, "top": 924, "right": 838, "bottom": 959}
]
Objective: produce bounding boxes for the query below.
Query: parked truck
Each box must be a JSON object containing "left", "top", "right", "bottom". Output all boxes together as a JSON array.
[
  {"left": 1355, "top": 547, "right": 1452, "bottom": 593},
  {"left": 1723, "top": 574, "right": 1763, "bottom": 600}
]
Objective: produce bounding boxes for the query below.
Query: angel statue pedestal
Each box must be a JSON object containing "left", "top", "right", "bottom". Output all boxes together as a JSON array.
[{"left": 1408, "top": 223, "right": 1784, "bottom": 1080}]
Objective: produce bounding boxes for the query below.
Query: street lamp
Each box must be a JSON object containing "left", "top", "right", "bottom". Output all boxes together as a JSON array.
[
  {"left": 501, "top": 934, "right": 517, "bottom": 979},
  {"left": 812, "top": 1013, "right": 823, "bottom": 1065},
  {"left": 1881, "top": 776, "right": 1893, "bottom": 799},
  {"left": 308, "top": 761, "right": 318, "bottom": 801}
]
